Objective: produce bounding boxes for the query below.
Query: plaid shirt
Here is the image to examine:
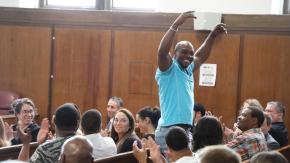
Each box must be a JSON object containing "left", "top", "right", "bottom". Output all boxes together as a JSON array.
[{"left": 227, "top": 128, "right": 268, "bottom": 161}]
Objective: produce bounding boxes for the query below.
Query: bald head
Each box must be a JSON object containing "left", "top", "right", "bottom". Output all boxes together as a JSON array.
[
  {"left": 59, "top": 136, "right": 93, "bottom": 163},
  {"left": 174, "top": 41, "right": 194, "bottom": 52}
]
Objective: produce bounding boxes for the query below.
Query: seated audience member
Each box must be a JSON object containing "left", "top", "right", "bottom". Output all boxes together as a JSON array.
[
  {"left": 0, "top": 117, "right": 9, "bottom": 147},
  {"left": 193, "top": 103, "right": 206, "bottom": 126},
  {"left": 9, "top": 98, "right": 40, "bottom": 145},
  {"left": 193, "top": 116, "right": 223, "bottom": 152},
  {"left": 133, "top": 126, "right": 197, "bottom": 163},
  {"left": 226, "top": 105, "right": 268, "bottom": 161},
  {"left": 261, "top": 113, "right": 280, "bottom": 150},
  {"left": 81, "top": 109, "right": 117, "bottom": 159},
  {"left": 59, "top": 136, "right": 94, "bottom": 163},
  {"left": 111, "top": 108, "right": 141, "bottom": 153},
  {"left": 198, "top": 145, "right": 241, "bottom": 163},
  {"left": 265, "top": 101, "right": 288, "bottom": 147},
  {"left": 224, "top": 98, "right": 264, "bottom": 140},
  {"left": 18, "top": 103, "right": 80, "bottom": 163},
  {"left": 250, "top": 151, "right": 288, "bottom": 163},
  {"left": 136, "top": 106, "right": 160, "bottom": 139},
  {"left": 105, "top": 96, "right": 123, "bottom": 131}
]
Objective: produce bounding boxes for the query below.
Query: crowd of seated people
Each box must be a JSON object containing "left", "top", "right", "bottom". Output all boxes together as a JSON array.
[{"left": 0, "top": 96, "right": 288, "bottom": 163}]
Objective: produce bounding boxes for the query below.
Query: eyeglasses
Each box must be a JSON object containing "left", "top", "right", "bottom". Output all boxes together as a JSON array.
[{"left": 21, "top": 109, "right": 34, "bottom": 114}]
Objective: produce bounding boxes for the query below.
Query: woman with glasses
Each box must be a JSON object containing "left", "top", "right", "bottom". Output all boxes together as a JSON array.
[{"left": 9, "top": 98, "right": 40, "bottom": 145}]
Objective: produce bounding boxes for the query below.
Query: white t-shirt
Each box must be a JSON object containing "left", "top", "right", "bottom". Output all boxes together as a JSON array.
[
  {"left": 175, "top": 153, "right": 198, "bottom": 163},
  {"left": 85, "top": 133, "right": 117, "bottom": 159}
]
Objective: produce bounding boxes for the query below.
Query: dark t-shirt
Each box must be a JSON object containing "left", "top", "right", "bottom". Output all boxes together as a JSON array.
[
  {"left": 269, "top": 122, "right": 288, "bottom": 147},
  {"left": 118, "top": 134, "right": 141, "bottom": 153},
  {"left": 11, "top": 123, "right": 40, "bottom": 145}
]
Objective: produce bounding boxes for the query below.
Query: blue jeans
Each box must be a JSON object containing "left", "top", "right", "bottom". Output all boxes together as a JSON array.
[{"left": 155, "top": 125, "right": 193, "bottom": 154}]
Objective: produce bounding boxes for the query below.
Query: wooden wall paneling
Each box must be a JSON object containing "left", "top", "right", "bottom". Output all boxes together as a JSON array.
[
  {"left": 241, "top": 34, "right": 290, "bottom": 140},
  {"left": 51, "top": 27, "right": 111, "bottom": 122},
  {"left": 177, "top": 32, "right": 241, "bottom": 127},
  {"left": 112, "top": 30, "right": 163, "bottom": 116},
  {"left": 0, "top": 25, "right": 51, "bottom": 121}
]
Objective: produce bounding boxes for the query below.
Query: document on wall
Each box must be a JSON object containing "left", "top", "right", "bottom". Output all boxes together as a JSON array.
[{"left": 199, "top": 64, "right": 217, "bottom": 87}]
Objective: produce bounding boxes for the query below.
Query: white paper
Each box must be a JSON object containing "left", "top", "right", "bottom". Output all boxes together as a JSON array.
[
  {"left": 199, "top": 64, "right": 217, "bottom": 87},
  {"left": 194, "top": 12, "right": 222, "bottom": 31}
]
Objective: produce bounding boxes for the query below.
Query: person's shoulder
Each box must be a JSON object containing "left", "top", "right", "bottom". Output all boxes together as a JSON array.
[
  {"left": 28, "top": 123, "right": 40, "bottom": 131},
  {"left": 40, "top": 136, "right": 69, "bottom": 149},
  {"left": 103, "top": 136, "right": 115, "bottom": 143},
  {"left": 156, "top": 59, "right": 176, "bottom": 74}
]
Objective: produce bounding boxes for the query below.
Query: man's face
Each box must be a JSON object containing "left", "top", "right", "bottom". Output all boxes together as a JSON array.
[
  {"left": 265, "top": 104, "right": 281, "bottom": 123},
  {"left": 175, "top": 45, "right": 194, "bottom": 69},
  {"left": 107, "top": 100, "right": 119, "bottom": 119},
  {"left": 236, "top": 108, "right": 256, "bottom": 131}
]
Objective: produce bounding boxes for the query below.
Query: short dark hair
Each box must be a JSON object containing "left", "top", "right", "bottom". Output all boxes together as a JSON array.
[
  {"left": 248, "top": 106, "right": 264, "bottom": 128},
  {"left": 194, "top": 103, "right": 206, "bottom": 116},
  {"left": 165, "top": 126, "right": 189, "bottom": 151},
  {"left": 81, "top": 109, "right": 102, "bottom": 134},
  {"left": 109, "top": 96, "right": 123, "bottom": 108},
  {"left": 193, "top": 116, "right": 223, "bottom": 151},
  {"left": 54, "top": 103, "right": 80, "bottom": 131},
  {"left": 137, "top": 106, "right": 161, "bottom": 129},
  {"left": 11, "top": 98, "right": 35, "bottom": 114}
]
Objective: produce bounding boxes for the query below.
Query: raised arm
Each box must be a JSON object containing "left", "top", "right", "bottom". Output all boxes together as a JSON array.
[
  {"left": 158, "top": 11, "right": 196, "bottom": 71},
  {"left": 17, "top": 127, "right": 32, "bottom": 161},
  {"left": 193, "top": 23, "right": 227, "bottom": 71}
]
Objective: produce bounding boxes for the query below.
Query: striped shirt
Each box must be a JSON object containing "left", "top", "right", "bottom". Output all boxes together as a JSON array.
[{"left": 29, "top": 135, "right": 73, "bottom": 163}]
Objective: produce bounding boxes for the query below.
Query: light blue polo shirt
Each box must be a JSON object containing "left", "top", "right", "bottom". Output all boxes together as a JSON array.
[{"left": 155, "top": 59, "right": 195, "bottom": 126}]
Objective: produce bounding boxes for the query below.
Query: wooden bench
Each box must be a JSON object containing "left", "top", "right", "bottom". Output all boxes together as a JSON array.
[
  {"left": 94, "top": 151, "right": 138, "bottom": 163},
  {"left": 277, "top": 145, "right": 290, "bottom": 161},
  {"left": 0, "top": 142, "right": 38, "bottom": 161},
  {"left": 94, "top": 150, "right": 155, "bottom": 163}
]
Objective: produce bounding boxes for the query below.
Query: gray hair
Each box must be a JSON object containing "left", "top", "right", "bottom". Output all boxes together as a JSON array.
[
  {"left": 109, "top": 96, "right": 123, "bottom": 108},
  {"left": 267, "top": 101, "right": 285, "bottom": 118}
]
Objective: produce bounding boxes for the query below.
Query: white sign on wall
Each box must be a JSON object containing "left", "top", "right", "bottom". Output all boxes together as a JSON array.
[{"left": 199, "top": 63, "right": 217, "bottom": 86}]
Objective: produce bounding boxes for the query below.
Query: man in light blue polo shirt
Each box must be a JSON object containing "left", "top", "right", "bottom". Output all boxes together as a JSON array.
[{"left": 155, "top": 11, "right": 227, "bottom": 153}]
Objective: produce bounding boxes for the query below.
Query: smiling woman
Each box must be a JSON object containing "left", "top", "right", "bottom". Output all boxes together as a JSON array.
[{"left": 9, "top": 98, "right": 40, "bottom": 145}]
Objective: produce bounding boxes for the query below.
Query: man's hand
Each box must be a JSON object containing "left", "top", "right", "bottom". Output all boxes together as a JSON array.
[
  {"left": 172, "top": 11, "right": 196, "bottom": 29},
  {"left": 212, "top": 23, "right": 227, "bottom": 37}
]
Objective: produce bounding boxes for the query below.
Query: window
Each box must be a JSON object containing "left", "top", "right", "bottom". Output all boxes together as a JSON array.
[
  {"left": 46, "top": 0, "right": 95, "bottom": 8},
  {"left": 112, "top": 0, "right": 156, "bottom": 10}
]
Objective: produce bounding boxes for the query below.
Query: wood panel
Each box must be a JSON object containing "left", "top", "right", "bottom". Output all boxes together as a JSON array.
[
  {"left": 0, "top": 25, "right": 51, "bottom": 120},
  {"left": 241, "top": 34, "right": 290, "bottom": 140},
  {"left": 0, "top": 142, "right": 38, "bottom": 161},
  {"left": 112, "top": 30, "right": 163, "bottom": 116},
  {"left": 177, "top": 32, "right": 241, "bottom": 127},
  {"left": 51, "top": 27, "right": 111, "bottom": 123}
]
